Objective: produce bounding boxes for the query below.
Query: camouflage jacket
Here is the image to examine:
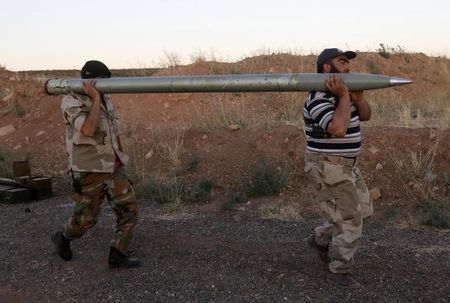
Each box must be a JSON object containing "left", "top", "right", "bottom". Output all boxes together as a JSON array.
[{"left": 60, "top": 93, "right": 129, "bottom": 172}]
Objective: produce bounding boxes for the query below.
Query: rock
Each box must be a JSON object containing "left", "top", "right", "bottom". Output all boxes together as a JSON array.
[
  {"left": 368, "top": 146, "right": 379, "bottom": 155},
  {"left": 429, "top": 128, "right": 437, "bottom": 139},
  {"left": 163, "top": 102, "right": 170, "bottom": 109},
  {"left": 144, "top": 149, "right": 154, "bottom": 160},
  {"left": 1, "top": 88, "right": 14, "bottom": 102},
  {"left": 0, "top": 124, "right": 16, "bottom": 136},
  {"left": 369, "top": 187, "right": 382, "bottom": 200},
  {"left": 375, "top": 163, "right": 383, "bottom": 170},
  {"left": 228, "top": 124, "right": 240, "bottom": 131},
  {"left": 36, "top": 131, "right": 46, "bottom": 137},
  {"left": 201, "top": 134, "right": 208, "bottom": 140},
  {"left": 14, "top": 144, "right": 22, "bottom": 150}
]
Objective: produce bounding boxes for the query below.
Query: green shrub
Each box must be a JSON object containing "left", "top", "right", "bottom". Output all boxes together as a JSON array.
[
  {"left": 421, "top": 200, "right": 450, "bottom": 228},
  {"left": 14, "top": 103, "right": 27, "bottom": 117},
  {"left": 136, "top": 176, "right": 186, "bottom": 204},
  {"left": 187, "top": 176, "right": 214, "bottom": 202},
  {"left": 221, "top": 189, "right": 247, "bottom": 211},
  {"left": 240, "top": 156, "right": 289, "bottom": 197}
]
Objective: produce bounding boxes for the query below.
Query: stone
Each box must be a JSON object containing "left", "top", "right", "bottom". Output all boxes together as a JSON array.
[
  {"left": 369, "top": 187, "right": 382, "bottom": 200},
  {"left": 368, "top": 146, "right": 379, "bottom": 155},
  {"left": 144, "top": 149, "right": 154, "bottom": 160},
  {"left": 0, "top": 124, "right": 16, "bottom": 137},
  {"left": 228, "top": 124, "right": 240, "bottom": 131}
]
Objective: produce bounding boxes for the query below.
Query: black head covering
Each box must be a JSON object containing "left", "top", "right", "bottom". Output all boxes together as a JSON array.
[{"left": 81, "top": 60, "right": 111, "bottom": 79}]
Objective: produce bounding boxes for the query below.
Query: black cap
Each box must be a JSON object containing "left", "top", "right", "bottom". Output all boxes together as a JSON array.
[
  {"left": 317, "top": 48, "right": 357, "bottom": 66},
  {"left": 81, "top": 60, "right": 111, "bottom": 79}
]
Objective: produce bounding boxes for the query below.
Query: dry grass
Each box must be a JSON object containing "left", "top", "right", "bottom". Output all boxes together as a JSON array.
[
  {"left": 259, "top": 202, "right": 302, "bottom": 221},
  {"left": 149, "top": 127, "right": 186, "bottom": 169},
  {"left": 367, "top": 90, "right": 450, "bottom": 128},
  {"left": 385, "top": 136, "right": 445, "bottom": 218}
]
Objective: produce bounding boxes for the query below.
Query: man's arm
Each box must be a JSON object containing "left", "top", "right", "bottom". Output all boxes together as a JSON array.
[
  {"left": 326, "top": 76, "right": 352, "bottom": 138},
  {"left": 350, "top": 91, "right": 371, "bottom": 121},
  {"left": 80, "top": 80, "right": 102, "bottom": 137}
]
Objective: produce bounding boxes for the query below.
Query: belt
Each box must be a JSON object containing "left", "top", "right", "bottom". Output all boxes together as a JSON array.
[{"left": 305, "top": 154, "right": 357, "bottom": 167}]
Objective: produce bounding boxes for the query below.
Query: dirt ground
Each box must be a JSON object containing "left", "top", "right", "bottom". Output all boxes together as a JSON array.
[
  {"left": 1, "top": 196, "right": 449, "bottom": 303},
  {"left": 1, "top": 53, "right": 450, "bottom": 302}
]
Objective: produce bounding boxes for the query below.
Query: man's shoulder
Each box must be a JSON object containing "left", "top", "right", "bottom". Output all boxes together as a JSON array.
[{"left": 61, "top": 94, "right": 89, "bottom": 111}]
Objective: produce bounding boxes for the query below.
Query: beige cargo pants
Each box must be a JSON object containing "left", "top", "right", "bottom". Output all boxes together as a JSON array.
[{"left": 305, "top": 154, "right": 373, "bottom": 273}]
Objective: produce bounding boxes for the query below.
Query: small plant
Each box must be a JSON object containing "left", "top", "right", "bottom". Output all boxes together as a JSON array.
[
  {"left": 151, "top": 127, "right": 186, "bottom": 169},
  {"left": 421, "top": 199, "right": 450, "bottom": 228},
  {"left": 181, "top": 153, "right": 199, "bottom": 173},
  {"left": 365, "top": 58, "right": 380, "bottom": 74},
  {"left": 240, "top": 156, "right": 289, "bottom": 197},
  {"left": 163, "top": 51, "right": 182, "bottom": 67},
  {"left": 221, "top": 190, "right": 247, "bottom": 211},
  {"left": 187, "top": 176, "right": 215, "bottom": 202},
  {"left": 136, "top": 175, "right": 186, "bottom": 204},
  {"left": 14, "top": 103, "right": 27, "bottom": 117},
  {"left": 391, "top": 139, "right": 438, "bottom": 182},
  {"left": 376, "top": 43, "right": 407, "bottom": 59},
  {"left": 384, "top": 208, "right": 398, "bottom": 221}
]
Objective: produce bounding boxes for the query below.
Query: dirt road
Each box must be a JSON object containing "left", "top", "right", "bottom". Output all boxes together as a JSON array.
[{"left": 1, "top": 196, "right": 449, "bottom": 303}]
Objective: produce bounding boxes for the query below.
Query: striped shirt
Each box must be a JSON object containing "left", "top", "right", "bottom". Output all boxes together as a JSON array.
[{"left": 303, "top": 91, "right": 361, "bottom": 157}]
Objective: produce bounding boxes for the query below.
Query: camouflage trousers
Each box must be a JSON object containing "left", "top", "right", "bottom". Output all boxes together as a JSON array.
[
  {"left": 305, "top": 154, "right": 373, "bottom": 273},
  {"left": 63, "top": 167, "right": 138, "bottom": 254}
]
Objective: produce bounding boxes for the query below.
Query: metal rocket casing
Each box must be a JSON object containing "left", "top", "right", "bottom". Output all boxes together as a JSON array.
[{"left": 45, "top": 73, "right": 412, "bottom": 95}]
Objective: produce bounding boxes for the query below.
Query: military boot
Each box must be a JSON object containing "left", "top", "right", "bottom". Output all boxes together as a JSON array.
[
  {"left": 108, "top": 247, "right": 142, "bottom": 268},
  {"left": 326, "top": 272, "right": 361, "bottom": 288},
  {"left": 305, "top": 234, "right": 331, "bottom": 264},
  {"left": 51, "top": 231, "right": 72, "bottom": 261}
]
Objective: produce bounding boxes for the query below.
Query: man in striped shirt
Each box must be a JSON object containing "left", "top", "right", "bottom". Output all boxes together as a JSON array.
[{"left": 303, "top": 48, "right": 374, "bottom": 288}]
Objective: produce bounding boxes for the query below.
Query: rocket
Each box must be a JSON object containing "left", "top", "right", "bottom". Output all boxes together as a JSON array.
[{"left": 45, "top": 73, "right": 412, "bottom": 95}]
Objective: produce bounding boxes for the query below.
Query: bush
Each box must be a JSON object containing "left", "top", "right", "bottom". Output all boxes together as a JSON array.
[
  {"left": 220, "top": 190, "right": 248, "bottom": 211},
  {"left": 187, "top": 176, "right": 215, "bottom": 202},
  {"left": 136, "top": 176, "right": 186, "bottom": 204},
  {"left": 376, "top": 43, "right": 407, "bottom": 59},
  {"left": 421, "top": 200, "right": 450, "bottom": 228},
  {"left": 240, "top": 156, "right": 289, "bottom": 197}
]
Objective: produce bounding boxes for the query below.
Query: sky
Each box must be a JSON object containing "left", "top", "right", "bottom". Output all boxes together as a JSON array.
[{"left": 2, "top": 0, "right": 450, "bottom": 71}]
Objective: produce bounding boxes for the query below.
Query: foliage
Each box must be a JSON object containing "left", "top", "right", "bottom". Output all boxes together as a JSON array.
[
  {"left": 376, "top": 43, "right": 407, "bottom": 59},
  {"left": 221, "top": 190, "right": 248, "bottom": 211},
  {"left": 14, "top": 103, "right": 27, "bottom": 117},
  {"left": 187, "top": 176, "right": 215, "bottom": 202},
  {"left": 421, "top": 199, "right": 450, "bottom": 228},
  {"left": 240, "top": 156, "right": 289, "bottom": 197},
  {"left": 136, "top": 176, "right": 186, "bottom": 204}
]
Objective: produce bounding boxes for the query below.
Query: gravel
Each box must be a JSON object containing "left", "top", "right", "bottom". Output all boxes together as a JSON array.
[{"left": 1, "top": 196, "right": 449, "bottom": 303}]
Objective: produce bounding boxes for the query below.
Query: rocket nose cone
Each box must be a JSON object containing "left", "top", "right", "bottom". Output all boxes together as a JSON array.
[{"left": 390, "top": 77, "right": 413, "bottom": 86}]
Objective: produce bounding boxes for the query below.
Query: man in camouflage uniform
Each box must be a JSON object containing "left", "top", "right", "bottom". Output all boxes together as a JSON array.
[
  {"left": 52, "top": 60, "right": 141, "bottom": 268},
  {"left": 303, "top": 49, "right": 373, "bottom": 288}
]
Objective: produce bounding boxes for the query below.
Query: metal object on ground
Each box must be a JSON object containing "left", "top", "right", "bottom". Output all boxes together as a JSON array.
[
  {"left": 0, "top": 185, "right": 31, "bottom": 204},
  {"left": 45, "top": 73, "right": 412, "bottom": 95}
]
